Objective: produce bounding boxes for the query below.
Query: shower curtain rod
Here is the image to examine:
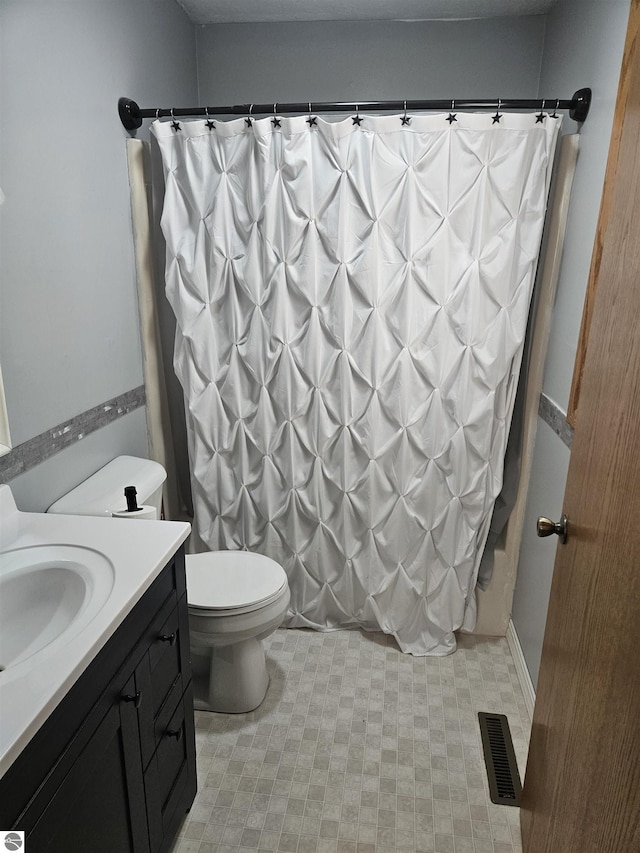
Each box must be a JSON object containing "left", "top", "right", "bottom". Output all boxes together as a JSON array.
[{"left": 118, "top": 88, "right": 591, "bottom": 131}]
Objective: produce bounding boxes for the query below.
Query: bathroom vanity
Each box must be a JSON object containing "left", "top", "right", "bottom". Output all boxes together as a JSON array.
[{"left": 0, "top": 487, "right": 195, "bottom": 852}]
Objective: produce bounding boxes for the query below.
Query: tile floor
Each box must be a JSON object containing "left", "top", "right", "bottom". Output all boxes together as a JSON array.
[{"left": 171, "top": 628, "right": 530, "bottom": 853}]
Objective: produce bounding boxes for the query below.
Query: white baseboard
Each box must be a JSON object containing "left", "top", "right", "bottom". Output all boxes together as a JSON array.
[{"left": 506, "top": 619, "right": 536, "bottom": 720}]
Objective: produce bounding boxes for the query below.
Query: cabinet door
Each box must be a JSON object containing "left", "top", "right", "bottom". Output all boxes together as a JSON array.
[{"left": 24, "top": 675, "right": 150, "bottom": 853}]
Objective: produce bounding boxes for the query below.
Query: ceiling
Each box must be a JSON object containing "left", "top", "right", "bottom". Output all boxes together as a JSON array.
[{"left": 176, "top": 0, "right": 558, "bottom": 26}]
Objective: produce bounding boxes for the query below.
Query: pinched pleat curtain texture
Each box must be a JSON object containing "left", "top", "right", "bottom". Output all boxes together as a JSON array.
[{"left": 153, "top": 112, "right": 559, "bottom": 655}]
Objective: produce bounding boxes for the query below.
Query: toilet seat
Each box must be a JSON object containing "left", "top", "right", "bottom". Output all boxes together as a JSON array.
[{"left": 186, "top": 551, "right": 288, "bottom": 616}]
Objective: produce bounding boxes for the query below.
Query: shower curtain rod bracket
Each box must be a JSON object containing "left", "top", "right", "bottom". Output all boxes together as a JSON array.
[
  {"left": 569, "top": 88, "right": 591, "bottom": 123},
  {"left": 119, "top": 97, "right": 143, "bottom": 130},
  {"left": 118, "top": 89, "right": 592, "bottom": 132}
]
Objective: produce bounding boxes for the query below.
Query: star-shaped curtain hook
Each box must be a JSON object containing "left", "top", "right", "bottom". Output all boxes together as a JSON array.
[
  {"left": 204, "top": 108, "right": 214, "bottom": 130},
  {"left": 536, "top": 100, "right": 547, "bottom": 123},
  {"left": 400, "top": 102, "right": 411, "bottom": 126},
  {"left": 550, "top": 99, "right": 560, "bottom": 119},
  {"left": 245, "top": 105, "right": 254, "bottom": 128},
  {"left": 170, "top": 109, "right": 180, "bottom": 132},
  {"left": 492, "top": 100, "right": 503, "bottom": 124},
  {"left": 352, "top": 106, "right": 362, "bottom": 126},
  {"left": 272, "top": 106, "right": 281, "bottom": 128},
  {"left": 306, "top": 104, "right": 317, "bottom": 127},
  {"left": 446, "top": 101, "right": 457, "bottom": 124}
]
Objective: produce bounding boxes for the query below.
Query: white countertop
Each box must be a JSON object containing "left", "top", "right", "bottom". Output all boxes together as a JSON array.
[{"left": 0, "top": 485, "right": 191, "bottom": 776}]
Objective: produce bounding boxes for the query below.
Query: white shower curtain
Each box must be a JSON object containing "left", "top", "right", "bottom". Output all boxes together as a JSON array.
[{"left": 153, "top": 111, "right": 559, "bottom": 655}]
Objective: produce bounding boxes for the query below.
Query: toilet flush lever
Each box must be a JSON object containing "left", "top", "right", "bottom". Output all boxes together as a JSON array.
[{"left": 537, "top": 514, "right": 568, "bottom": 544}]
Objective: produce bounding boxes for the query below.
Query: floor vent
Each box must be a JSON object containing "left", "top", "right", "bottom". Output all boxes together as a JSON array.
[{"left": 478, "top": 712, "right": 522, "bottom": 806}]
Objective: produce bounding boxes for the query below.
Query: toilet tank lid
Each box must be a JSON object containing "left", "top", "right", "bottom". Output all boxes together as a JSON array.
[{"left": 47, "top": 455, "right": 166, "bottom": 516}]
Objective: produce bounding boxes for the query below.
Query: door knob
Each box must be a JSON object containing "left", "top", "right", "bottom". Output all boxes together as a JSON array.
[{"left": 536, "top": 514, "right": 568, "bottom": 544}]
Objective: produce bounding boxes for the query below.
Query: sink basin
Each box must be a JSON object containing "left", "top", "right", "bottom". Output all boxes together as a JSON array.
[{"left": 0, "top": 545, "right": 115, "bottom": 671}]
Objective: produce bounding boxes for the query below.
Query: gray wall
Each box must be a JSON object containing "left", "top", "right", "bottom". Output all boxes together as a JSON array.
[
  {"left": 0, "top": 0, "right": 197, "bottom": 510},
  {"left": 196, "top": 18, "right": 546, "bottom": 104},
  {"left": 512, "top": 0, "right": 630, "bottom": 686}
]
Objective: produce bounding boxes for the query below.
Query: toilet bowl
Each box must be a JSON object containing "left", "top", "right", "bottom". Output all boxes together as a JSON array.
[
  {"left": 187, "top": 551, "right": 290, "bottom": 712},
  {"left": 48, "top": 456, "right": 291, "bottom": 713}
]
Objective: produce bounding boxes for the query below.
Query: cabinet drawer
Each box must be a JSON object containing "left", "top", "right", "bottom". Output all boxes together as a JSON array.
[
  {"left": 150, "top": 691, "right": 187, "bottom": 807},
  {"left": 153, "top": 671, "right": 183, "bottom": 748},
  {"left": 137, "top": 596, "right": 190, "bottom": 767},
  {"left": 148, "top": 606, "right": 182, "bottom": 715},
  {"left": 145, "top": 683, "right": 196, "bottom": 853}
]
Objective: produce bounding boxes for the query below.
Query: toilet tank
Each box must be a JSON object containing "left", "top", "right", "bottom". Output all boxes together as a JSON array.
[{"left": 47, "top": 455, "right": 167, "bottom": 518}]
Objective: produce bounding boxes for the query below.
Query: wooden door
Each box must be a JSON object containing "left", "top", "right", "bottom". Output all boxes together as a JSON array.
[{"left": 520, "top": 4, "right": 640, "bottom": 851}]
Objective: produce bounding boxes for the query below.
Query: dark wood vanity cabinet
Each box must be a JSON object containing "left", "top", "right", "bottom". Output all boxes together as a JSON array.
[{"left": 0, "top": 547, "right": 197, "bottom": 853}]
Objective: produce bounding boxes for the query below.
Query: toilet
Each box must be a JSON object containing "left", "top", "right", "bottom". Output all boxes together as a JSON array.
[{"left": 48, "top": 455, "right": 290, "bottom": 713}]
